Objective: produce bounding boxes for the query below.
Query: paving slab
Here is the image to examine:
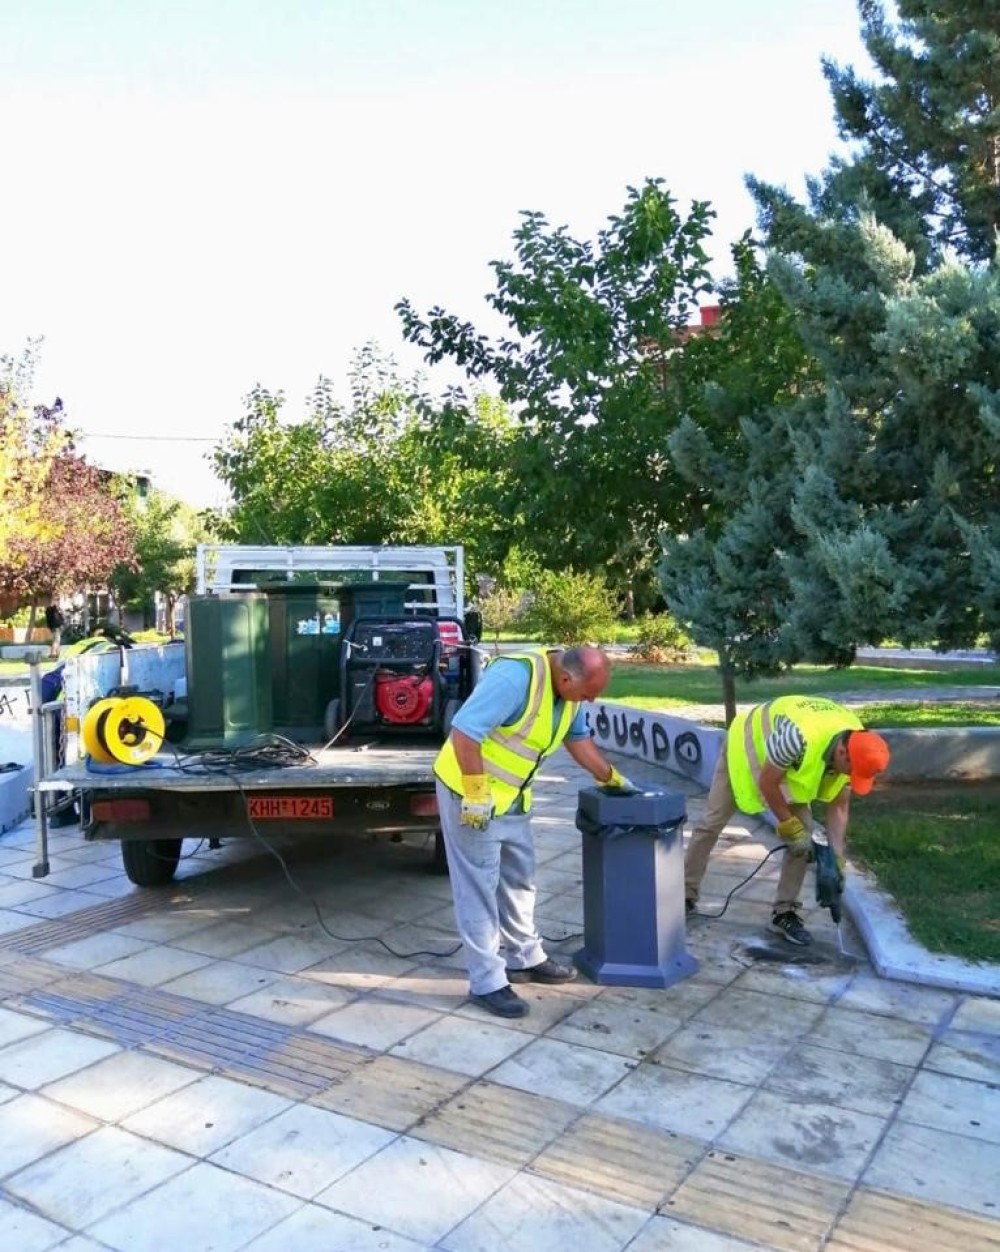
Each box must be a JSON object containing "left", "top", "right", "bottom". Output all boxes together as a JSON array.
[{"left": 0, "top": 745, "right": 997, "bottom": 1249}]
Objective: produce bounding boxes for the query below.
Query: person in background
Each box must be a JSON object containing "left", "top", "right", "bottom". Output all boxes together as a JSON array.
[
  {"left": 44, "top": 603, "right": 65, "bottom": 658},
  {"left": 434, "top": 644, "right": 633, "bottom": 1018},
  {"left": 684, "top": 695, "right": 890, "bottom": 945}
]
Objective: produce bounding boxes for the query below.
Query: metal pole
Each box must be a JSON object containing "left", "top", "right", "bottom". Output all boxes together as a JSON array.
[{"left": 29, "top": 661, "right": 50, "bottom": 878}]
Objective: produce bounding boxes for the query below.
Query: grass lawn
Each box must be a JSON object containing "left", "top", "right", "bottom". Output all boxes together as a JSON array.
[
  {"left": 855, "top": 701, "right": 1000, "bottom": 728},
  {"left": 605, "top": 660, "right": 1000, "bottom": 711},
  {"left": 844, "top": 782, "right": 1000, "bottom": 965},
  {"left": 608, "top": 660, "right": 1000, "bottom": 965}
]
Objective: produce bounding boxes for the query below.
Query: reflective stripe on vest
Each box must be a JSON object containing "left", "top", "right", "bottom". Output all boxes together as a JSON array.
[{"left": 433, "top": 650, "right": 577, "bottom": 815}]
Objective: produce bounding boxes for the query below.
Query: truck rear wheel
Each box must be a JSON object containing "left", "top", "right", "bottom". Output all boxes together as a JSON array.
[{"left": 121, "top": 838, "right": 182, "bottom": 886}]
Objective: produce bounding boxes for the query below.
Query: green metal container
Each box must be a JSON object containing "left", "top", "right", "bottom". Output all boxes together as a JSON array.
[
  {"left": 264, "top": 585, "right": 342, "bottom": 737},
  {"left": 184, "top": 594, "right": 273, "bottom": 746},
  {"left": 338, "top": 581, "right": 411, "bottom": 631}
]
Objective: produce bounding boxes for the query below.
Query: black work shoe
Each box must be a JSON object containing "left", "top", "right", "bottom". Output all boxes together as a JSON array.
[
  {"left": 471, "top": 985, "right": 529, "bottom": 1018},
  {"left": 769, "top": 911, "right": 812, "bottom": 946},
  {"left": 506, "top": 957, "right": 577, "bottom": 985}
]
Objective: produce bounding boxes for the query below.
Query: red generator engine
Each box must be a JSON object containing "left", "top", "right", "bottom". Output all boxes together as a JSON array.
[
  {"left": 325, "top": 615, "right": 479, "bottom": 742},
  {"left": 374, "top": 671, "right": 434, "bottom": 724}
]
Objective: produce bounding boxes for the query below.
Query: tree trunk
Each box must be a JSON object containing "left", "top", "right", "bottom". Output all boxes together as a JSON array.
[{"left": 719, "top": 661, "right": 738, "bottom": 727}]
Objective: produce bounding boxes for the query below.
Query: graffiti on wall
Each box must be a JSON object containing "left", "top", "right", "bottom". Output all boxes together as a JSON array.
[{"left": 585, "top": 703, "right": 707, "bottom": 773}]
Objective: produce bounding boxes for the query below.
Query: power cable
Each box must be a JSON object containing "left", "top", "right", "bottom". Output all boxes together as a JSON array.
[{"left": 101, "top": 724, "right": 464, "bottom": 960}]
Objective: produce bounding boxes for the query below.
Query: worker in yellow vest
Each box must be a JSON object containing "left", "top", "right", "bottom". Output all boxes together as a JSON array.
[
  {"left": 435, "top": 645, "right": 633, "bottom": 1018},
  {"left": 684, "top": 696, "right": 890, "bottom": 946}
]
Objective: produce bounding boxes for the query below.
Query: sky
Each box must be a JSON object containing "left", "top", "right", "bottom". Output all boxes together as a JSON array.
[{"left": 1, "top": 0, "right": 871, "bottom": 508}]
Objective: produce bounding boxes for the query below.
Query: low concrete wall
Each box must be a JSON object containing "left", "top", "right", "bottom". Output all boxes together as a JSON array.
[
  {"left": 878, "top": 727, "right": 1000, "bottom": 781},
  {"left": 584, "top": 702, "right": 1000, "bottom": 784},
  {"left": 583, "top": 702, "right": 723, "bottom": 789}
]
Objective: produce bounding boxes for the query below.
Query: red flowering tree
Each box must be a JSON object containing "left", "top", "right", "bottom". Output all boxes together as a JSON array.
[{"left": 0, "top": 347, "right": 137, "bottom": 619}]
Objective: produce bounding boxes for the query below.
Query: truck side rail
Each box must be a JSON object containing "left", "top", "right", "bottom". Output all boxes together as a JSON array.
[{"left": 195, "top": 545, "right": 464, "bottom": 618}]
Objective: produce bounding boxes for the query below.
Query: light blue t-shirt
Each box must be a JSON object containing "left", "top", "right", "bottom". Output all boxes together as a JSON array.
[{"left": 451, "top": 655, "right": 588, "bottom": 744}]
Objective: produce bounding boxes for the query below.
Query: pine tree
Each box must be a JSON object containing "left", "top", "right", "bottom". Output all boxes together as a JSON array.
[{"left": 802, "top": 1, "right": 1000, "bottom": 267}]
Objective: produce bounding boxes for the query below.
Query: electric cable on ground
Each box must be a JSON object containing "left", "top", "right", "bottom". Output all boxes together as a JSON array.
[{"left": 86, "top": 715, "right": 464, "bottom": 960}]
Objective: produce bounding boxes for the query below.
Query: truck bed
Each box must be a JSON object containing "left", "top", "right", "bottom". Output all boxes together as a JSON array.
[{"left": 38, "top": 744, "right": 441, "bottom": 793}]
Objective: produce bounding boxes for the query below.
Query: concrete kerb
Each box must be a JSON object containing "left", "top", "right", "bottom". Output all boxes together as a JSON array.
[{"left": 587, "top": 700, "right": 1000, "bottom": 1000}]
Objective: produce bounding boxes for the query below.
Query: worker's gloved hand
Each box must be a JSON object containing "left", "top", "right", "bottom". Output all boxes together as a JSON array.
[
  {"left": 812, "top": 834, "right": 845, "bottom": 923},
  {"left": 459, "top": 774, "right": 493, "bottom": 831},
  {"left": 601, "top": 766, "right": 638, "bottom": 793},
  {"left": 775, "top": 815, "right": 810, "bottom": 852}
]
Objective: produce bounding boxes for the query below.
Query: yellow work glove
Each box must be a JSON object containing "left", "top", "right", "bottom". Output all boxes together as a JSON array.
[
  {"left": 601, "top": 766, "right": 638, "bottom": 793},
  {"left": 459, "top": 774, "right": 493, "bottom": 831},
  {"left": 776, "top": 815, "right": 810, "bottom": 852}
]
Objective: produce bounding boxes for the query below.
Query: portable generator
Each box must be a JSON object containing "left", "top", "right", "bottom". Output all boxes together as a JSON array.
[{"left": 324, "top": 614, "right": 481, "bottom": 742}]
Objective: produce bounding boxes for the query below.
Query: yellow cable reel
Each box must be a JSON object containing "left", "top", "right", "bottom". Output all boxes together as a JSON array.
[
  {"left": 82, "top": 696, "right": 165, "bottom": 766},
  {"left": 81, "top": 698, "right": 123, "bottom": 764}
]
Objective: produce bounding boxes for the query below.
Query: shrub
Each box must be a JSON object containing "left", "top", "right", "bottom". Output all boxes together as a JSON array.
[
  {"left": 476, "top": 584, "right": 528, "bottom": 653},
  {"left": 522, "top": 569, "right": 618, "bottom": 644},
  {"left": 634, "top": 611, "right": 691, "bottom": 662}
]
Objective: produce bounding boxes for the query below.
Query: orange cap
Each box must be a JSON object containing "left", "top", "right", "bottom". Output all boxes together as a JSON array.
[{"left": 848, "top": 730, "right": 890, "bottom": 795}]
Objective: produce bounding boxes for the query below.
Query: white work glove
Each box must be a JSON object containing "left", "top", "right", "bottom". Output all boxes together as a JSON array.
[{"left": 459, "top": 774, "right": 493, "bottom": 831}]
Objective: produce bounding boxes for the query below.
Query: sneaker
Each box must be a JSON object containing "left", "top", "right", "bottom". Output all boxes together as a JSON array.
[
  {"left": 769, "top": 911, "right": 812, "bottom": 946},
  {"left": 470, "top": 986, "right": 529, "bottom": 1018},
  {"left": 506, "top": 958, "right": 577, "bottom": 985}
]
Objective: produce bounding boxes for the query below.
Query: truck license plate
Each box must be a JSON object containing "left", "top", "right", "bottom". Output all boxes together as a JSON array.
[{"left": 248, "top": 796, "right": 333, "bottom": 820}]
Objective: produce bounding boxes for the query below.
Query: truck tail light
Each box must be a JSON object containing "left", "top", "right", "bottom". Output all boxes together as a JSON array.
[
  {"left": 409, "top": 792, "right": 438, "bottom": 817},
  {"left": 91, "top": 798, "right": 152, "bottom": 823}
]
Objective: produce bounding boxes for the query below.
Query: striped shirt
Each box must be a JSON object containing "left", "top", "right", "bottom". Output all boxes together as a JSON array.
[{"left": 765, "top": 714, "right": 806, "bottom": 771}]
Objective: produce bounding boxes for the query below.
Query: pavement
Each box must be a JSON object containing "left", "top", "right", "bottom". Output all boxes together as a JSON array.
[{"left": 0, "top": 747, "right": 998, "bottom": 1251}]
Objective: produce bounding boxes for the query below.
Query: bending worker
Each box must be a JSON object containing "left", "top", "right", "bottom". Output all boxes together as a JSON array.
[
  {"left": 434, "top": 644, "right": 632, "bottom": 1018},
  {"left": 684, "top": 695, "right": 890, "bottom": 946}
]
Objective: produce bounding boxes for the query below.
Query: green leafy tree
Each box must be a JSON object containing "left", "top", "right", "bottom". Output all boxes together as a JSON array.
[
  {"left": 397, "top": 180, "right": 716, "bottom": 607},
  {"left": 211, "top": 344, "right": 516, "bottom": 593},
  {"left": 656, "top": 240, "right": 823, "bottom": 720},
  {"left": 109, "top": 486, "right": 216, "bottom": 633}
]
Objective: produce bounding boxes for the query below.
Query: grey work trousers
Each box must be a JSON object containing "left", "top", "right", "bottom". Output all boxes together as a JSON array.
[
  {"left": 684, "top": 743, "right": 810, "bottom": 915},
  {"left": 436, "top": 779, "right": 546, "bottom": 995}
]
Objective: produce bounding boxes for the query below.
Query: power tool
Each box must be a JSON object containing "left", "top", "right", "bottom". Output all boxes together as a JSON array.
[{"left": 811, "top": 828, "right": 844, "bottom": 923}]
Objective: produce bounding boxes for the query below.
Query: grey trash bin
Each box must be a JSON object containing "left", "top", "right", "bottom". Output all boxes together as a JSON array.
[{"left": 574, "top": 785, "right": 699, "bottom": 989}]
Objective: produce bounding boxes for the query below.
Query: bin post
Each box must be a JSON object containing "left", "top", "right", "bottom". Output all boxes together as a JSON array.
[{"left": 574, "top": 785, "right": 698, "bottom": 989}]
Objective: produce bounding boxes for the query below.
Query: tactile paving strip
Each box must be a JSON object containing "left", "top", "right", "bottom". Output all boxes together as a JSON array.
[
  {"left": 664, "top": 1148, "right": 850, "bottom": 1251},
  {"left": 311, "top": 1054, "right": 469, "bottom": 1132},
  {"left": 0, "top": 893, "right": 161, "bottom": 955},
  {"left": 3, "top": 966, "right": 368, "bottom": 1101},
  {"left": 411, "top": 1079, "right": 578, "bottom": 1167},
  {"left": 530, "top": 1112, "right": 704, "bottom": 1210},
  {"left": 827, "top": 1187, "right": 1000, "bottom": 1251}
]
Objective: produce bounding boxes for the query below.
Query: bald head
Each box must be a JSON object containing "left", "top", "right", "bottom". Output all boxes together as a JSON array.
[{"left": 553, "top": 646, "right": 611, "bottom": 702}]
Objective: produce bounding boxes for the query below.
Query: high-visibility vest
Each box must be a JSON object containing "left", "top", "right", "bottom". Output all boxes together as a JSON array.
[
  {"left": 727, "top": 695, "right": 862, "bottom": 814},
  {"left": 434, "top": 650, "right": 577, "bottom": 816}
]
